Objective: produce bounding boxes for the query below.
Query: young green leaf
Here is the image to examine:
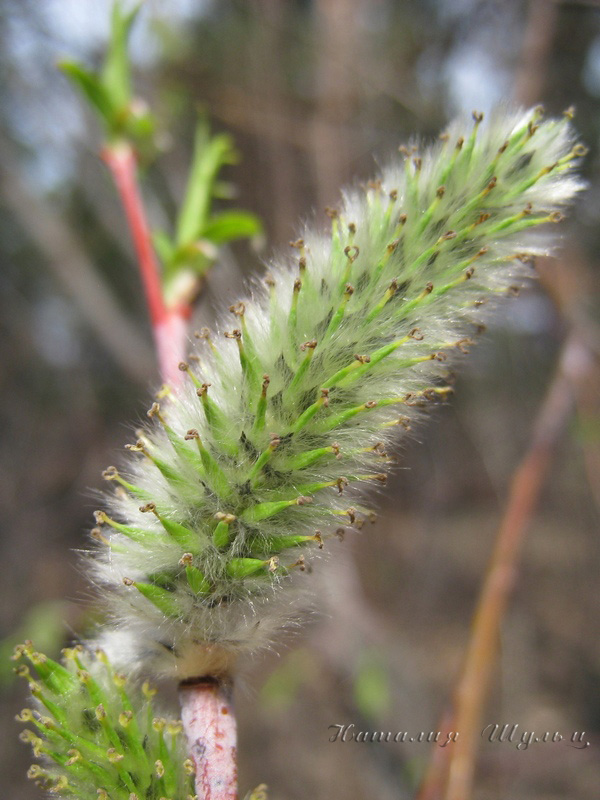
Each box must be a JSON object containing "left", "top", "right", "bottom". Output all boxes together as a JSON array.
[
  {"left": 102, "top": 1, "right": 142, "bottom": 110},
  {"left": 59, "top": 62, "right": 115, "bottom": 120},
  {"left": 175, "top": 121, "right": 239, "bottom": 248},
  {"left": 201, "top": 210, "right": 262, "bottom": 245}
]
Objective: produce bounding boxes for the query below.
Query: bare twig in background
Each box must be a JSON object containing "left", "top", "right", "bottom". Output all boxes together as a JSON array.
[
  {"left": 538, "top": 252, "right": 600, "bottom": 513},
  {"left": 417, "top": 333, "right": 596, "bottom": 800},
  {"left": 0, "top": 139, "right": 154, "bottom": 385},
  {"left": 417, "top": 2, "right": 585, "bottom": 796},
  {"left": 442, "top": 334, "right": 595, "bottom": 800},
  {"left": 417, "top": 261, "right": 600, "bottom": 800},
  {"left": 576, "top": 368, "right": 600, "bottom": 511}
]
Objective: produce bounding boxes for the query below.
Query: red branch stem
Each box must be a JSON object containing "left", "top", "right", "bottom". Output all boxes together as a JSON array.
[
  {"left": 102, "top": 142, "right": 188, "bottom": 385},
  {"left": 179, "top": 679, "right": 238, "bottom": 800}
]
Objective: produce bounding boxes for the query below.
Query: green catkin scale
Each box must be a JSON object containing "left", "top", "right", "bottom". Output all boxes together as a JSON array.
[
  {"left": 89, "top": 107, "right": 583, "bottom": 680},
  {"left": 13, "top": 642, "right": 195, "bottom": 800}
]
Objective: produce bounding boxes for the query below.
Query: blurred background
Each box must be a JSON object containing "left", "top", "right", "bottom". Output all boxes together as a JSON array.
[{"left": 1, "top": 1, "right": 599, "bottom": 798}]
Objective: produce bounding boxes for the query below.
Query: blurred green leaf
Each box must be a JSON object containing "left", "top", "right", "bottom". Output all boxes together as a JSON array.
[
  {"left": 574, "top": 413, "right": 600, "bottom": 443},
  {"left": 353, "top": 649, "right": 391, "bottom": 722},
  {"left": 59, "top": 61, "right": 115, "bottom": 120},
  {"left": 201, "top": 210, "right": 262, "bottom": 245},
  {"left": 175, "top": 121, "right": 239, "bottom": 247},
  {"left": 244, "top": 785, "right": 269, "bottom": 800},
  {"left": 0, "top": 601, "right": 68, "bottom": 688},
  {"left": 60, "top": 1, "right": 154, "bottom": 147},
  {"left": 163, "top": 242, "right": 216, "bottom": 284},
  {"left": 152, "top": 230, "right": 176, "bottom": 265},
  {"left": 176, "top": 247, "right": 213, "bottom": 277},
  {"left": 259, "top": 648, "right": 316, "bottom": 713},
  {"left": 212, "top": 180, "right": 238, "bottom": 200},
  {"left": 124, "top": 105, "right": 155, "bottom": 141},
  {"left": 164, "top": 119, "right": 260, "bottom": 292},
  {"left": 102, "top": 1, "right": 142, "bottom": 110}
]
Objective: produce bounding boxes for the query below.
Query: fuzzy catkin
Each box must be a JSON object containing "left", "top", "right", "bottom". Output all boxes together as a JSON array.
[
  {"left": 92, "top": 107, "right": 584, "bottom": 679},
  {"left": 13, "top": 642, "right": 195, "bottom": 799}
]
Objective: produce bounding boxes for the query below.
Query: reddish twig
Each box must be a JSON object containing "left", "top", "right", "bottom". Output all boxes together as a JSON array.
[
  {"left": 179, "top": 678, "right": 238, "bottom": 800},
  {"left": 416, "top": 333, "right": 594, "bottom": 800},
  {"left": 102, "top": 142, "right": 188, "bottom": 385},
  {"left": 415, "top": 707, "right": 456, "bottom": 800}
]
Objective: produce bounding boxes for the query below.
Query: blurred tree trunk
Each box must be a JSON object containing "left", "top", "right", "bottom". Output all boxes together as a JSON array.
[
  {"left": 248, "top": 0, "right": 300, "bottom": 243},
  {"left": 514, "top": 0, "right": 558, "bottom": 105},
  {"left": 310, "top": 0, "right": 366, "bottom": 208}
]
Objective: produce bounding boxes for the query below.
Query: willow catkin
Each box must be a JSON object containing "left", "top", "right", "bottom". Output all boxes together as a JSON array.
[
  {"left": 13, "top": 642, "right": 195, "bottom": 799},
  {"left": 89, "top": 107, "right": 584, "bottom": 680}
]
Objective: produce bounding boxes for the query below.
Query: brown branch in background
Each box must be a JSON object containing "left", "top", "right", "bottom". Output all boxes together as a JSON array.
[
  {"left": 442, "top": 333, "right": 594, "bottom": 800},
  {"left": 179, "top": 678, "right": 238, "bottom": 800},
  {"left": 0, "top": 138, "right": 154, "bottom": 386},
  {"left": 537, "top": 251, "right": 600, "bottom": 514},
  {"left": 417, "top": 3, "right": 575, "bottom": 797},
  {"left": 416, "top": 260, "right": 600, "bottom": 800},
  {"left": 576, "top": 368, "right": 600, "bottom": 511},
  {"left": 416, "top": 333, "right": 596, "bottom": 800}
]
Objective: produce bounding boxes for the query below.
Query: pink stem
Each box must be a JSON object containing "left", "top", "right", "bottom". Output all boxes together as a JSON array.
[
  {"left": 155, "top": 308, "right": 191, "bottom": 387},
  {"left": 102, "top": 142, "right": 188, "bottom": 385},
  {"left": 179, "top": 678, "right": 238, "bottom": 800}
]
